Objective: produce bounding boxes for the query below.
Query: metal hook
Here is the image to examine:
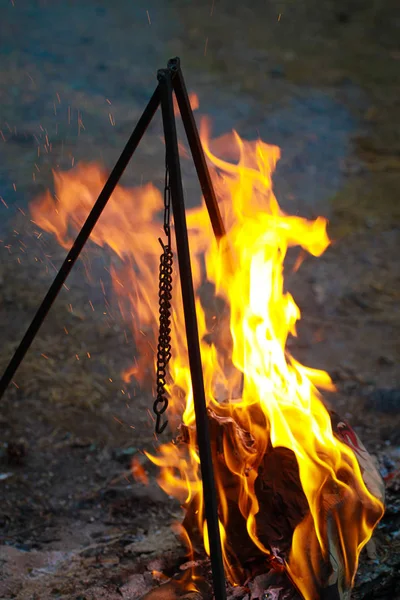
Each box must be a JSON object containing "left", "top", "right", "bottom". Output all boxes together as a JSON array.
[{"left": 155, "top": 414, "right": 168, "bottom": 435}]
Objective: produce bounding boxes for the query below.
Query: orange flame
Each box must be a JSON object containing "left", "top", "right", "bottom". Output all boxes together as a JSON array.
[
  {"left": 30, "top": 108, "right": 383, "bottom": 598},
  {"left": 131, "top": 456, "right": 149, "bottom": 486}
]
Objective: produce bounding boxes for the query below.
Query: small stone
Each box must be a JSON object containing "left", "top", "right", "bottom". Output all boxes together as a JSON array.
[
  {"left": 378, "top": 355, "right": 395, "bottom": 367},
  {"left": 120, "top": 574, "right": 151, "bottom": 600}
]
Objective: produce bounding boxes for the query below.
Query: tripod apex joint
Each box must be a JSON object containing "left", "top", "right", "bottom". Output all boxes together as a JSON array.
[
  {"left": 167, "top": 56, "right": 181, "bottom": 71},
  {"left": 157, "top": 66, "right": 176, "bottom": 82},
  {"left": 0, "top": 57, "right": 227, "bottom": 600}
]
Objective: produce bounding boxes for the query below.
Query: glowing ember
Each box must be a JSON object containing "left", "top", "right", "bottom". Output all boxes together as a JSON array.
[{"left": 30, "top": 109, "right": 384, "bottom": 599}]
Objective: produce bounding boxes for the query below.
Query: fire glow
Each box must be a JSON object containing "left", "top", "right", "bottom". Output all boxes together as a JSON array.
[{"left": 30, "top": 109, "right": 384, "bottom": 599}]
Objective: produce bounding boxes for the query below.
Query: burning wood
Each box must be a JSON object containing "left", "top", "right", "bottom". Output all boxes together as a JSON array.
[
  {"left": 28, "top": 92, "right": 385, "bottom": 599},
  {"left": 179, "top": 408, "right": 384, "bottom": 599}
]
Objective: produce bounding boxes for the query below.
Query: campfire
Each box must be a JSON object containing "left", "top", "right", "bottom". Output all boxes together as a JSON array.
[{"left": 7, "top": 61, "right": 384, "bottom": 599}]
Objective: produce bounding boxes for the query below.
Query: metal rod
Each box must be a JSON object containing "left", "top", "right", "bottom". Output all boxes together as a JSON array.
[
  {"left": 168, "top": 57, "right": 227, "bottom": 241},
  {"left": 0, "top": 86, "right": 161, "bottom": 401},
  {"left": 158, "top": 67, "right": 227, "bottom": 600}
]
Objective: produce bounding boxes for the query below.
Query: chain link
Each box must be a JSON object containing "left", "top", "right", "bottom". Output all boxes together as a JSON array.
[{"left": 153, "top": 160, "right": 173, "bottom": 434}]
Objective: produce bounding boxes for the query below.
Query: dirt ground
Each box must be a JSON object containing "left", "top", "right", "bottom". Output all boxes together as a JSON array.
[{"left": 0, "top": 1, "right": 399, "bottom": 599}]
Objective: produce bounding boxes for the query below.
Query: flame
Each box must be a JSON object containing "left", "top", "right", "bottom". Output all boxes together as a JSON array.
[
  {"left": 174, "top": 91, "right": 199, "bottom": 116},
  {"left": 30, "top": 107, "right": 383, "bottom": 598},
  {"left": 131, "top": 456, "right": 149, "bottom": 486}
]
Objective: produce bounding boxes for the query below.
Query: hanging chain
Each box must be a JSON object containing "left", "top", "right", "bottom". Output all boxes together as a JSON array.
[{"left": 153, "top": 160, "right": 174, "bottom": 434}]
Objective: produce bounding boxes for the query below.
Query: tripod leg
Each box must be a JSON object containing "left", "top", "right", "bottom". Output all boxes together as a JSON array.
[
  {"left": 168, "top": 57, "right": 227, "bottom": 241},
  {"left": 0, "top": 86, "right": 161, "bottom": 401},
  {"left": 157, "top": 67, "right": 227, "bottom": 600}
]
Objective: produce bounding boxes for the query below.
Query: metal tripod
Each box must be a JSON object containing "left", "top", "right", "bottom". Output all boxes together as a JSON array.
[{"left": 0, "top": 58, "right": 227, "bottom": 600}]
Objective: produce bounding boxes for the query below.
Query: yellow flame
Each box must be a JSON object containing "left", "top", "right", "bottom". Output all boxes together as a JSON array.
[{"left": 30, "top": 110, "right": 384, "bottom": 598}]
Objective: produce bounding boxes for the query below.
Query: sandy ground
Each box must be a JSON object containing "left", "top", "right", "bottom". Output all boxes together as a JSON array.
[{"left": 0, "top": 1, "right": 399, "bottom": 598}]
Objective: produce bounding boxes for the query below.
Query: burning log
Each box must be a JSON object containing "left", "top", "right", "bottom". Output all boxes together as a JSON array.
[{"left": 179, "top": 408, "right": 384, "bottom": 600}]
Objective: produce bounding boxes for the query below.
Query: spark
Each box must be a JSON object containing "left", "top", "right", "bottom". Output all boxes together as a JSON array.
[
  {"left": 108, "top": 113, "right": 115, "bottom": 126},
  {"left": 278, "top": 13, "right": 282, "bottom": 21},
  {"left": 146, "top": 9, "right": 151, "bottom": 24},
  {"left": 0, "top": 130, "right": 6, "bottom": 142},
  {"left": 146, "top": 408, "right": 155, "bottom": 423},
  {"left": 41, "top": 353, "right": 49, "bottom": 359},
  {"left": 64, "top": 326, "right": 69, "bottom": 334},
  {"left": 34, "top": 163, "right": 40, "bottom": 172},
  {"left": 25, "top": 72, "right": 36, "bottom": 88},
  {"left": 113, "top": 416, "right": 124, "bottom": 425},
  {"left": 12, "top": 381, "right": 19, "bottom": 389},
  {"left": 87, "top": 352, "right": 91, "bottom": 358},
  {"left": 210, "top": 0, "right": 215, "bottom": 16},
  {"left": 76, "top": 354, "right": 80, "bottom": 361},
  {"left": 78, "top": 111, "right": 85, "bottom": 135},
  {"left": 109, "top": 378, "right": 113, "bottom": 382},
  {"left": 69, "top": 303, "right": 73, "bottom": 312},
  {"left": 89, "top": 300, "right": 95, "bottom": 311},
  {"left": 106, "top": 98, "right": 112, "bottom": 105},
  {"left": 13, "top": 183, "right": 16, "bottom": 191},
  {"left": 0, "top": 197, "right": 9, "bottom": 208},
  {"left": 56, "top": 92, "right": 61, "bottom": 104},
  {"left": 48, "top": 259, "right": 58, "bottom": 273},
  {"left": 147, "top": 340, "right": 156, "bottom": 353},
  {"left": 17, "top": 206, "right": 26, "bottom": 216}
]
